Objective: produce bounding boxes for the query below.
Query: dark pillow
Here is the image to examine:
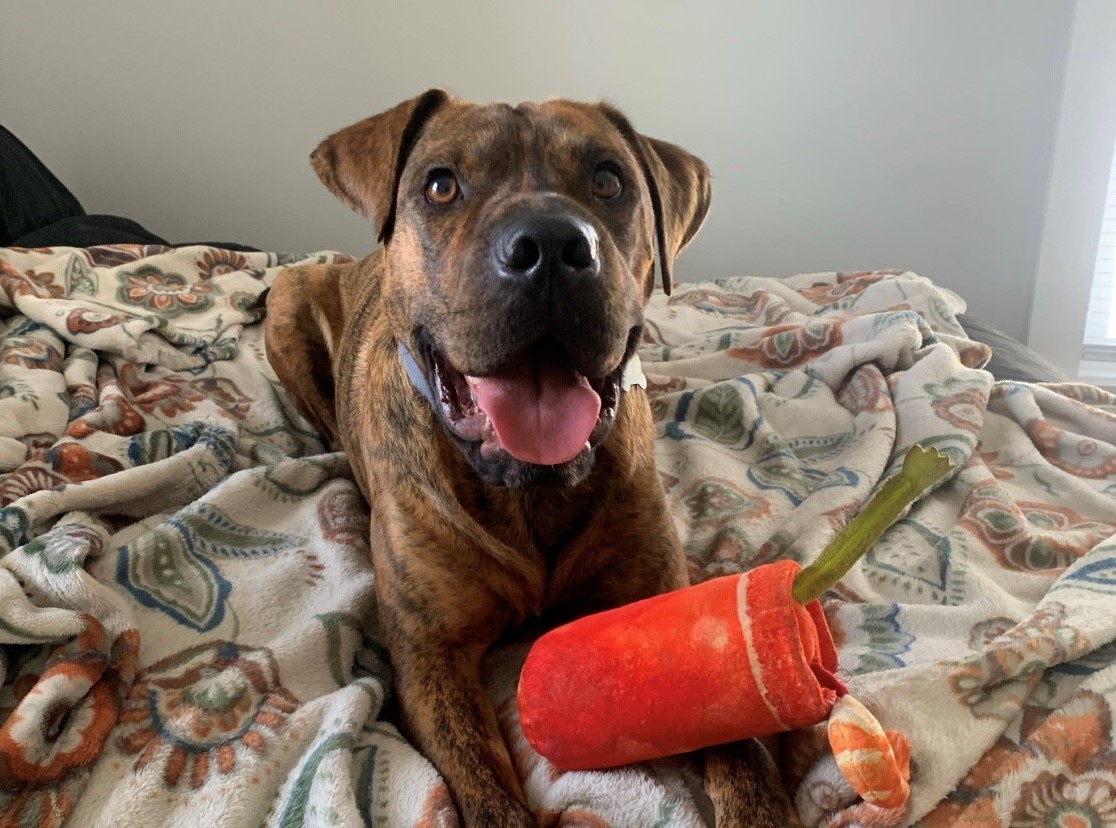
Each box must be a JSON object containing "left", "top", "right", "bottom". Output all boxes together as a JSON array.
[
  {"left": 1, "top": 124, "right": 258, "bottom": 251},
  {"left": 12, "top": 214, "right": 169, "bottom": 248},
  {"left": 957, "top": 313, "right": 1066, "bottom": 384},
  {"left": 1, "top": 124, "right": 173, "bottom": 248},
  {"left": 0, "top": 125, "right": 86, "bottom": 245}
]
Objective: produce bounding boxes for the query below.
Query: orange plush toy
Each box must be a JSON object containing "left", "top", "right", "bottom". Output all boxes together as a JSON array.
[
  {"left": 518, "top": 446, "right": 952, "bottom": 810},
  {"left": 519, "top": 559, "right": 843, "bottom": 769}
]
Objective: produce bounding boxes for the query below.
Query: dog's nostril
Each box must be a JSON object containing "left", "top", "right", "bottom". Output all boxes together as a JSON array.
[
  {"left": 562, "top": 235, "right": 596, "bottom": 271},
  {"left": 504, "top": 235, "right": 542, "bottom": 272}
]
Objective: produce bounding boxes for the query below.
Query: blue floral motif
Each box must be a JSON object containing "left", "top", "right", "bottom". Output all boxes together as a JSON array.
[
  {"left": 849, "top": 603, "right": 915, "bottom": 674},
  {"left": 663, "top": 377, "right": 764, "bottom": 447},
  {"left": 1052, "top": 546, "right": 1116, "bottom": 594},
  {"left": 0, "top": 505, "right": 29, "bottom": 554},
  {"left": 865, "top": 518, "right": 960, "bottom": 604},
  {"left": 746, "top": 446, "right": 859, "bottom": 506},
  {"left": 126, "top": 422, "right": 236, "bottom": 469},
  {"left": 115, "top": 502, "right": 301, "bottom": 632}
]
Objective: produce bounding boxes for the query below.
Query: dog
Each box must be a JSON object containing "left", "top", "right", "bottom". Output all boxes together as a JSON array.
[{"left": 265, "top": 90, "right": 799, "bottom": 826}]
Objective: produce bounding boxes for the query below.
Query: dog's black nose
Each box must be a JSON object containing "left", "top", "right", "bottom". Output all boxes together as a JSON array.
[{"left": 495, "top": 214, "right": 599, "bottom": 281}]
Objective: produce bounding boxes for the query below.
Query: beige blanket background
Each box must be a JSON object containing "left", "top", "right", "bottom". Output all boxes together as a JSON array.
[{"left": 1, "top": 246, "right": 1114, "bottom": 827}]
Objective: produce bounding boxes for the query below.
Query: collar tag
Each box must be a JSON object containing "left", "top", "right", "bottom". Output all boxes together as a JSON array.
[{"left": 621, "top": 353, "right": 646, "bottom": 390}]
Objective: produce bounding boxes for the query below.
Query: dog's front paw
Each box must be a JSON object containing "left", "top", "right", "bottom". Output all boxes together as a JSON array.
[
  {"left": 461, "top": 797, "right": 537, "bottom": 828},
  {"left": 704, "top": 739, "right": 803, "bottom": 828}
]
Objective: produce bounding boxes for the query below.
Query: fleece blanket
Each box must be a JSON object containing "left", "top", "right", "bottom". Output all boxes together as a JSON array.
[{"left": 0, "top": 246, "right": 1114, "bottom": 828}]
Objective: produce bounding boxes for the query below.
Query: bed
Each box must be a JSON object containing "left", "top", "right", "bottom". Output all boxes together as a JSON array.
[{"left": 2, "top": 130, "right": 1114, "bottom": 828}]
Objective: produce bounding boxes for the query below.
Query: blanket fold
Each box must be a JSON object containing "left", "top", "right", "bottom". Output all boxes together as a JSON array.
[{"left": 1, "top": 250, "right": 1114, "bottom": 827}]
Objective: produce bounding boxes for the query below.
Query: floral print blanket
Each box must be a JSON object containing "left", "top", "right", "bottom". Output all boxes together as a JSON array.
[{"left": 0, "top": 246, "right": 1114, "bottom": 828}]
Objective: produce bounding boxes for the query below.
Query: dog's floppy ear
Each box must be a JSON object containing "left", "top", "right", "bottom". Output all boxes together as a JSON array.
[
  {"left": 601, "top": 106, "right": 712, "bottom": 296},
  {"left": 311, "top": 89, "right": 451, "bottom": 243},
  {"left": 264, "top": 264, "right": 350, "bottom": 448}
]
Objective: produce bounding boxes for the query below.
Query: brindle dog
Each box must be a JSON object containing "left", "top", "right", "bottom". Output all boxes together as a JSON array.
[{"left": 265, "top": 90, "right": 799, "bottom": 827}]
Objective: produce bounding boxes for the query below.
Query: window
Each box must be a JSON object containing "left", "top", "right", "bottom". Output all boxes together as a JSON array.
[
  {"left": 1081, "top": 144, "right": 1116, "bottom": 383},
  {"left": 1027, "top": 1, "right": 1116, "bottom": 382}
]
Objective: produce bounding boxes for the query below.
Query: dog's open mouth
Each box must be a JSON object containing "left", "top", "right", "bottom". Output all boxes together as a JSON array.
[{"left": 425, "top": 336, "right": 624, "bottom": 467}]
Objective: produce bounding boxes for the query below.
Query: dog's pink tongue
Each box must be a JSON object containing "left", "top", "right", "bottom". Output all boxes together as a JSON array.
[{"left": 467, "top": 358, "right": 601, "bottom": 465}]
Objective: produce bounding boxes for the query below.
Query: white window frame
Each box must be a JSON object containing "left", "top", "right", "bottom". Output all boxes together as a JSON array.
[
  {"left": 1027, "top": 0, "right": 1116, "bottom": 380},
  {"left": 1080, "top": 149, "right": 1116, "bottom": 386}
]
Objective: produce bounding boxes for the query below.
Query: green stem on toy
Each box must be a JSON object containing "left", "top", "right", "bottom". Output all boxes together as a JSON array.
[{"left": 791, "top": 445, "right": 954, "bottom": 605}]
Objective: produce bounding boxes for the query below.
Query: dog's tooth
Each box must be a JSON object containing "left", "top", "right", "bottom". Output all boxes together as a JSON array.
[{"left": 584, "top": 441, "right": 591, "bottom": 451}]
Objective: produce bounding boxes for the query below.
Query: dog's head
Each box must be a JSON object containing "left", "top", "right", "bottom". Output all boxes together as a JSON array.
[{"left": 295, "top": 90, "right": 710, "bottom": 487}]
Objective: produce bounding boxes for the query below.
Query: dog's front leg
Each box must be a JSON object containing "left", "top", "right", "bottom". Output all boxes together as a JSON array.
[
  {"left": 375, "top": 572, "right": 535, "bottom": 827},
  {"left": 389, "top": 629, "right": 535, "bottom": 826}
]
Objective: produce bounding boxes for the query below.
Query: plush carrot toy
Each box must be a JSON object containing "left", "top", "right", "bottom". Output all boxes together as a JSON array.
[{"left": 518, "top": 445, "right": 952, "bottom": 809}]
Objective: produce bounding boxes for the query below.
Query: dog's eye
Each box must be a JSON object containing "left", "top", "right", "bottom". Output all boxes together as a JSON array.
[
  {"left": 425, "top": 170, "right": 460, "bottom": 205},
  {"left": 592, "top": 165, "right": 623, "bottom": 200}
]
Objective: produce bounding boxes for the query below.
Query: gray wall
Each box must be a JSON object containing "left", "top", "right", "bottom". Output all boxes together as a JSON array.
[{"left": 2, "top": 1, "right": 1073, "bottom": 340}]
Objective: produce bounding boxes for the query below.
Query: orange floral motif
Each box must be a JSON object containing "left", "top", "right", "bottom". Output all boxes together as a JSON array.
[
  {"left": 47, "top": 442, "right": 124, "bottom": 482},
  {"left": 0, "top": 616, "right": 139, "bottom": 827},
  {"left": 67, "top": 362, "right": 147, "bottom": 439},
  {"left": 67, "top": 376, "right": 98, "bottom": 418},
  {"left": 930, "top": 383, "right": 988, "bottom": 436},
  {"left": 227, "top": 289, "right": 264, "bottom": 317},
  {"left": 920, "top": 796, "right": 1003, "bottom": 828},
  {"left": 644, "top": 374, "right": 687, "bottom": 398},
  {"left": 978, "top": 448, "right": 1017, "bottom": 481},
  {"left": 726, "top": 320, "right": 843, "bottom": 368},
  {"left": 1011, "top": 772, "right": 1116, "bottom": 827},
  {"left": 838, "top": 367, "right": 892, "bottom": 414},
  {"left": 193, "top": 377, "right": 253, "bottom": 418},
  {"left": 196, "top": 248, "right": 250, "bottom": 280},
  {"left": 966, "top": 616, "right": 1016, "bottom": 651},
  {"left": 1049, "top": 382, "right": 1116, "bottom": 408},
  {"left": 957, "top": 342, "right": 992, "bottom": 369},
  {"left": 0, "top": 260, "right": 64, "bottom": 300},
  {"left": 1027, "top": 418, "right": 1116, "bottom": 479},
  {"left": 947, "top": 603, "right": 1088, "bottom": 720},
  {"left": 317, "top": 487, "right": 370, "bottom": 553},
  {"left": 117, "top": 265, "right": 214, "bottom": 315},
  {"left": 67, "top": 396, "right": 146, "bottom": 439},
  {"left": 959, "top": 480, "right": 1115, "bottom": 572},
  {"left": 82, "top": 244, "right": 172, "bottom": 268},
  {"left": 1, "top": 337, "right": 63, "bottom": 372},
  {"left": 14, "top": 432, "right": 55, "bottom": 463},
  {"left": 0, "top": 464, "right": 68, "bottom": 506},
  {"left": 124, "top": 372, "right": 208, "bottom": 419},
  {"left": 797, "top": 271, "right": 901, "bottom": 304},
  {"left": 66, "top": 307, "right": 130, "bottom": 335},
  {"left": 680, "top": 477, "right": 772, "bottom": 525},
  {"left": 924, "top": 690, "right": 1116, "bottom": 826},
  {"left": 669, "top": 287, "right": 793, "bottom": 325},
  {"left": 115, "top": 642, "right": 298, "bottom": 790},
  {"left": 686, "top": 529, "right": 756, "bottom": 583}
]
